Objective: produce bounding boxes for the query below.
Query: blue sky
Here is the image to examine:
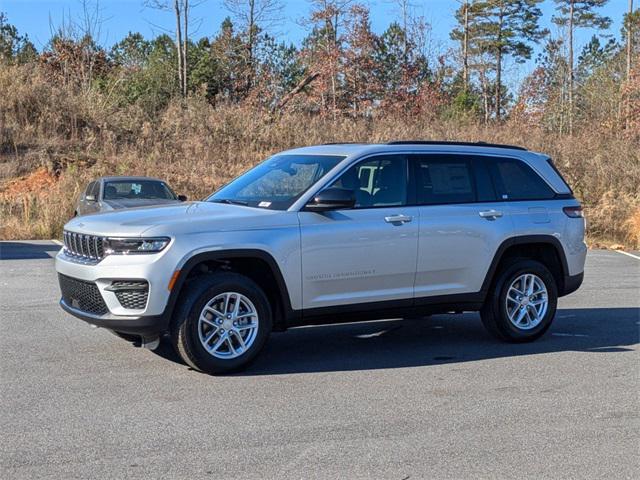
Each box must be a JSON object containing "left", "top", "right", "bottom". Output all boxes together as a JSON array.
[{"left": 1, "top": 0, "right": 631, "bottom": 86}]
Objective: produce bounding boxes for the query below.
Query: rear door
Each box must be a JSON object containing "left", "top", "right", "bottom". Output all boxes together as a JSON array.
[
  {"left": 412, "top": 154, "right": 514, "bottom": 300},
  {"left": 299, "top": 154, "right": 419, "bottom": 310}
]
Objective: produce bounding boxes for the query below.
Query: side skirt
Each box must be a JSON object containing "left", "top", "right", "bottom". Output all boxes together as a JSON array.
[{"left": 286, "top": 293, "right": 485, "bottom": 328}]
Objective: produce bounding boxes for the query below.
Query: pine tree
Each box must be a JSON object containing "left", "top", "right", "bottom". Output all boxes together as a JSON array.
[{"left": 469, "top": 0, "right": 546, "bottom": 120}]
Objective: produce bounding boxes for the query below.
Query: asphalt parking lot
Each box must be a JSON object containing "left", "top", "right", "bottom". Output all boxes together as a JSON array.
[{"left": 1, "top": 241, "right": 638, "bottom": 479}]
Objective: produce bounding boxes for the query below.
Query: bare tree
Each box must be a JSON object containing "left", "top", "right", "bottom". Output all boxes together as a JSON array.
[
  {"left": 451, "top": 0, "right": 472, "bottom": 93},
  {"left": 145, "top": 0, "right": 200, "bottom": 96},
  {"left": 553, "top": 0, "right": 611, "bottom": 134},
  {"left": 223, "top": 0, "right": 284, "bottom": 91},
  {"left": 46, "top": 0, "right": 107, "bottom": 93},
  {"left": 462, "top": 0, "right": 469, "bottom": 91},
  {"left": 628, "top": 0, "right": 635, "bottom": 83}
]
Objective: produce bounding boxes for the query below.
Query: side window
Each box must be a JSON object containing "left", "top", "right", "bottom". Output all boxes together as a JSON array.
[
  {"left": 472, "top": 158, "right": 498, "bottom": 202},
  {"left": 329, "top": 155, "right": 407, "bottom": 208},
  {"left": 489, "top": 159, "right": 555, "bottom": 200},
  {"left": 412, "top": 155, "right": 476, "bottom": 205},
  {"left": 90, "top": 181, "right": 100, "bottom": 198},
  {"left": 84, "top": 182, "right": 96, "bottom": 197}
]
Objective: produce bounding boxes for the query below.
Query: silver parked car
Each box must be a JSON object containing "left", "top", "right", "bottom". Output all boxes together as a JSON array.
[
  {"left": 57, "top": 141, "right": 586, "bottom": 374},
  {"left": 75, "top": 176, "right": 186, "bottom": 216}
]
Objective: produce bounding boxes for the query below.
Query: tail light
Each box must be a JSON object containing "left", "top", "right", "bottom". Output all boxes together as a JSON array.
[{"left": 563, "top": 206, "right": 584, "bottom": 218}]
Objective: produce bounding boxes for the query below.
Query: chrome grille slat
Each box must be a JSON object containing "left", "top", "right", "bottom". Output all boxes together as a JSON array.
[{"left": 63, "top": 230, "right": 105, "bottom": 262}]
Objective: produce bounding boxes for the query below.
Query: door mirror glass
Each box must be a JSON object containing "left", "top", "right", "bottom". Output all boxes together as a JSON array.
[
  {"left": 178, "top": 194, "right": 187, "bottom": 202},
  {"left": 85, "top": 194, "right": 96, "bottom": 202},
  {"left": 305, "top": 188, "right": 355, "bottom": 212}
]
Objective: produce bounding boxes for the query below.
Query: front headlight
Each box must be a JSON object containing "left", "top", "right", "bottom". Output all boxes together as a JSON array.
[{"left": 103, "top": 237, "right": 170, "bottom": 255}]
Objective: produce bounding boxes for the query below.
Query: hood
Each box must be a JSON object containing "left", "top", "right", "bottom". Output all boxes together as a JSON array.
[
  {"left": 63, "top": 201, "right": 295, "bottom": 237},
  {"left": 102, "top": 198, "right": 182, "bottom": 209}
]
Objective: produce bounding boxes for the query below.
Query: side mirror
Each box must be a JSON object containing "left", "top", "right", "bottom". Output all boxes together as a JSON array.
[
  {"left": 178, "top": 194, "right": 187, "bottom": 202},
  {"left": 305, "top": 188, "right": 355, "bottom": 212},
  {"left": 85, "top": 194, "right": 96, "bottom": 202}
]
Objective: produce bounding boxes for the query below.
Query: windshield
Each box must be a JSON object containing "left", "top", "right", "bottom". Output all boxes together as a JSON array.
[
  {"left": 104, "top": 180, "right": 177, "bottom": 200},
  {"left": 207, "top": 154, "right": 345, "bottom": 210}
]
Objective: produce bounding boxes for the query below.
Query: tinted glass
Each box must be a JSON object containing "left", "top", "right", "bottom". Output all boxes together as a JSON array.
[
  {"left": 329, "top": 155, "right": 407, "bottom": 208},
  {"left": 473, "top": 159, "right": 498, "bottom": 202},
  {"left": 413, "top": 155, "right": 476, "bottom": 205},
  {"left": 89, "top": 181, "right": 100, "bottom": 197},
  {"left": 489, "top": 159, "right": 555, "bottom": 200},
  {"left": 208, "top": 154, "right": 344, "bottom": 210},
  {"left": 85, "top": 182, "right": 96, "bottom": 197},
  {"left": 103, "top": 180, "right": 177, "bottom": 200}
]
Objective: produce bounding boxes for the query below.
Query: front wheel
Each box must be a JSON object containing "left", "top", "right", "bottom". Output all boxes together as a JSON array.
[
  {"left": 481, "top": 259, "right": 557, "bottom": 342},
  {"left": 170, "top": 272, "right": 272, "bottom": 374}
]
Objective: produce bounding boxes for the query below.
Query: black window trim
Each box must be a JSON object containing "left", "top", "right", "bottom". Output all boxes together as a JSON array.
[
  {"left": 408, "top": 152, "right": 573, "bottom": 206},
  {"left": 306, "top": 150, "right": 572, "bottom": 211}
]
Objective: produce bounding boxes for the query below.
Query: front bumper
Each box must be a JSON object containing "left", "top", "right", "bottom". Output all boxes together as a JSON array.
[
  {"left": 60, "top": 298, "right": 168, "bottom": 335},
  {"left": 55, "top": 250, "right": 174, "bottom": 316},
  {"left": 55, "top": 248, "right": 178, "bottom": 335}
]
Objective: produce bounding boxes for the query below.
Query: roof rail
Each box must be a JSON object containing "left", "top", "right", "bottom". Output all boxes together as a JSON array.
[
  {"left": 322, "top": 142, "right": 367, "bottom": 145},
  {"left": 386, "top": 140, "right": 527, "bottom": 151}
]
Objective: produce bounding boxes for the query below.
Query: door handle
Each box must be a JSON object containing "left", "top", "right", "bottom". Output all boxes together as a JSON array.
[
  {"left": 479, "top": 209, "right": 503, "bottom": 220},
  {"left": 384, "top": 214, "right": 412, "bottom": 224}
]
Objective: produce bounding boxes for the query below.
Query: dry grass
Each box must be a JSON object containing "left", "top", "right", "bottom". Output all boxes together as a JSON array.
[{"left": 1, "top": 65, "right": 639, "bottom": 248}]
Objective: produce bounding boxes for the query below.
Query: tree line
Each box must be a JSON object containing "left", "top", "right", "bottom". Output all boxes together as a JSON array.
[{"left": 0, "top": 0, "right": 638, "bottom": 136}]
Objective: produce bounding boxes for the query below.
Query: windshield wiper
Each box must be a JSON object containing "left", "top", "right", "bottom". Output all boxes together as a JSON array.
[{"left": 211, "top": 198, "right": 249, "bottom": 206}]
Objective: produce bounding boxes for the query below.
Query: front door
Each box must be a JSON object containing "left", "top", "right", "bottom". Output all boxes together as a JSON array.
[{"left": 299, "top": 154, "right": 419, "bottom": 310}]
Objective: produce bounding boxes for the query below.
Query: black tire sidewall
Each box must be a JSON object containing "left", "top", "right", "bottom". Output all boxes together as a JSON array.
[
  {"left": 491, "top": 260, "right": 558, "bottom": 342},
  {"left": 174, "top": 273, "right": 272, "bottom": 374}
]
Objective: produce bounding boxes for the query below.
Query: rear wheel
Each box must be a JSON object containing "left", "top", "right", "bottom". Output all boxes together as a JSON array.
[
  {"left": 170, "top": 272, "right": 272, "bottom": 374},
  {"left": 481, "top": 259, "right": 557, "bottom": 342}
]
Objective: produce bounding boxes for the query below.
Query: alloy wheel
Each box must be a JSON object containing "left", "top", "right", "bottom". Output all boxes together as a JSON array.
[
  {"left": 197, "top": 292, "right": 259, "bottom": 359},
  {"left": 505, "top": 273, "right": 548, "bottom": 330}
]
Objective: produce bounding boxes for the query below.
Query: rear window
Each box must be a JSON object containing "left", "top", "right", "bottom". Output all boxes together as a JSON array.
[{"left": 488, "top": 159, "right": 555, "bottom": 201}]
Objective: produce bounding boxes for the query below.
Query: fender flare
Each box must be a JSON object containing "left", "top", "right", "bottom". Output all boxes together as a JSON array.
[
  {"left": 480, "top": 234, "right": 569, "bottom": 296},
  {"left": 163, "top": 249, "right": 298, "bottom": 330}
]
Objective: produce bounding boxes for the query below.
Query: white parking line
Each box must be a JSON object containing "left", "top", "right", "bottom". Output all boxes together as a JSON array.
[
  {"left": 51, "top": 239, "right": 62, "bottom": 246},
  {"left": 552, "top": 333, "right": 589, "bottom": 337},
  {"left": 614, "top": 250, "right": 640, "bottom": 261}
]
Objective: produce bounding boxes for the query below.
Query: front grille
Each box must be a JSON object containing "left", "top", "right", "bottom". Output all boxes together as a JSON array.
[
  {"left": 111, "top": 281, "right": 149, "bottom": 310},
  {"left": 59, "top": 274, "right": 108, "bottom": 315},
  {"left": 63, "top": 230, "right": 105, "bottom": 261}
]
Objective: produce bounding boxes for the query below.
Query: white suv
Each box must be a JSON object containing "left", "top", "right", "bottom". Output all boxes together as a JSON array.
[{"left": 55, "top": 141, "right": 586, "bottom": 374}]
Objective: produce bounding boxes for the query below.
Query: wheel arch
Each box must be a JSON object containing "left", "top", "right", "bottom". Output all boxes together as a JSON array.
[
  {"left": 481, "top": 235, "right": 570, "bottom": 298},
  {"left": 165, "top": 249, "right": 298, "bottom": 332}
]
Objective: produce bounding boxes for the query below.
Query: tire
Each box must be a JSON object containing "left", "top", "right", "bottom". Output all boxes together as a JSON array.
[
  {"left": 480, "top": 259, "right": 557, "bottom": 343},
  {"left": 170, "top": 272, "right": 272, "bottom": 374}
]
